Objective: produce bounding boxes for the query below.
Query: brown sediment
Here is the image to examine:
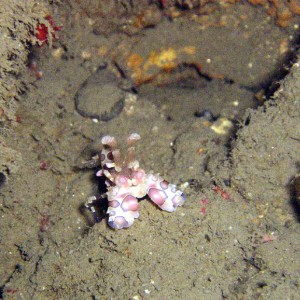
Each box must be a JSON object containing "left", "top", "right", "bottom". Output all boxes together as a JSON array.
[
  {"left": 0, "top": 0, "right": 60, "bottom": 136},
  {"left": 0, "top": 1, "right": 300, "bottom": 299}
]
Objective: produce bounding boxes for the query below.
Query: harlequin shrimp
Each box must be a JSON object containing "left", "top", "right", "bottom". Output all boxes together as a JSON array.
[{"left": 85, "top": 133, "right": 186, "bottom": 229}]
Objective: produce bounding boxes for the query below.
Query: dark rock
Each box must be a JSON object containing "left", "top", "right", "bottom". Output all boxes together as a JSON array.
[{"left": 75, "top": 67, "right": 126, "bottom": 121}]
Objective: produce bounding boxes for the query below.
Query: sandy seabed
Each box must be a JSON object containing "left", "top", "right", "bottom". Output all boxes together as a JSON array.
[{"left": 1, "top": 1, "right": 300, "bottom": 299}]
